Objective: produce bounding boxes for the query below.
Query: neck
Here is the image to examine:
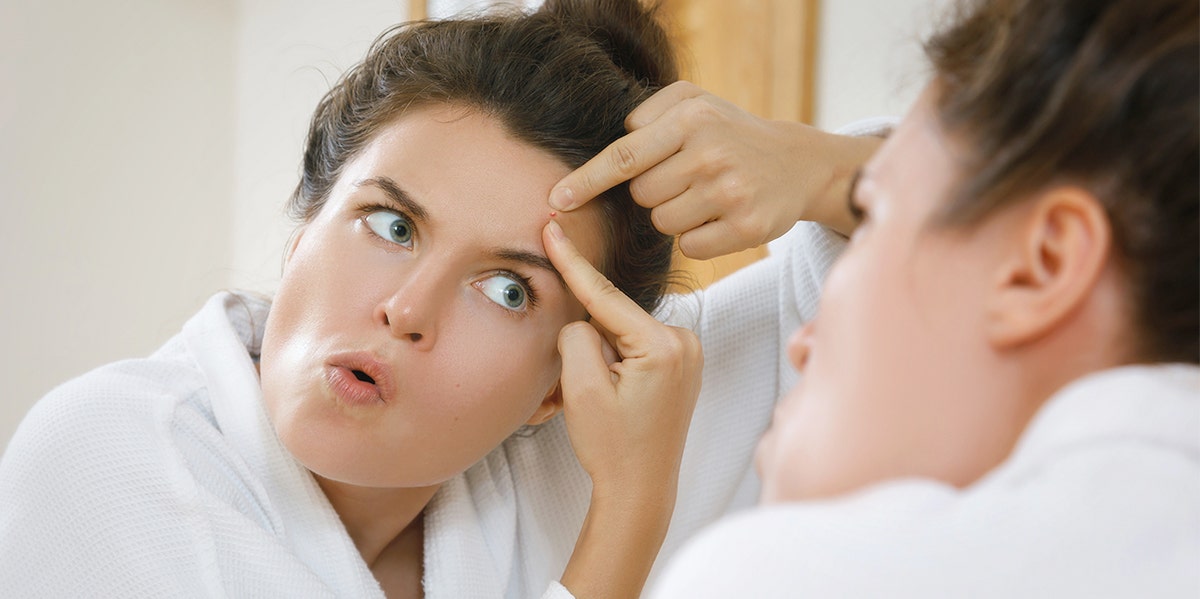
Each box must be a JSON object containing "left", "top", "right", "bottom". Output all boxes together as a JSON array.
[
  {"left": 961, "top": 270, "right": 1136, "bottom": 488},
  {"left": 1022, "top": 272, "right": 1136, "bottom": 411},
  {"left": 315, "top": 475, "right": 441, "bottom": 567}
]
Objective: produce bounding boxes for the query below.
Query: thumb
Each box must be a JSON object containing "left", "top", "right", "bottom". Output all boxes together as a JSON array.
[{"left": 557, "top": 321, "right": 616, "bottom": 403}]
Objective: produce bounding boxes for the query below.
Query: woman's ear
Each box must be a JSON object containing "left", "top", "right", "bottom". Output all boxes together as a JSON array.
[
  {"left": 985, "top": 186, "right": 1112, "bottom": 349},
  {"left": 526, "top": 383, "right": 565, "bottom": 426}
]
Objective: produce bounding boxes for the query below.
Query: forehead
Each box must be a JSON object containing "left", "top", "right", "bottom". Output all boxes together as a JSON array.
[
  {"left": 333, "top": 103, "right": 606, "bottom": 262},
  {"left": 863, "top": 87, "right": 963, "bottom": 206},
  {"left": 352, "top": 104, "right": 567, "bottom": 210}
]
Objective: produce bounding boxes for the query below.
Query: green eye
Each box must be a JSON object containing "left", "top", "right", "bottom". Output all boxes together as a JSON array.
[
  {"left": 478, "top": 274, "right": 528, "bottom": 311},
  {"left": 364, "top": 211, "right": 414, "bottom": 247}
]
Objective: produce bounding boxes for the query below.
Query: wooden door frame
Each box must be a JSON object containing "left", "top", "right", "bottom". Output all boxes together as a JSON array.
[{"left": 409, "top": 0, "right": 427, "bottom": 20}]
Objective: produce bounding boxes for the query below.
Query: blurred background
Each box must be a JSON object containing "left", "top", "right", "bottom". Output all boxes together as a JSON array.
[{"left": 0, "top": 0, "right": 951, "bottom": 452}]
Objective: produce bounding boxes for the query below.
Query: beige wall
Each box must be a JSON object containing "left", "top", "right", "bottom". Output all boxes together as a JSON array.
[
  {"left": 227, "top": 0, "right": 410, "bottom": 294},
  {"left": 0, "top": 0, "right": 236, "bottom": 450},
  {"left": 1, "top": 0, "right": 948, "bottom": 453},
  {"left": 814, "top": 0, "right": 952, "bottom": 130}
]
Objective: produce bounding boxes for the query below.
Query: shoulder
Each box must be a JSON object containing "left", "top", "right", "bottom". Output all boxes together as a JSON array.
[
  {"left": 0, "top": 293, "right": 283, "bottom": 595},
  {"left": 2, "top": 291, "right": 262, "bottom": 477},
  {"left": 0, "top": 343, "right": 220, "bottom": 524},
  {"left": 650, "top": 482, "right": 958, "bottom": 598},
  {"left": 0, "top": 347, "right": 227, "bottom": 594},
  {"left": 5, "top": 338, "right": 208, "bottom": 467},
  {"left": 994, "top": 365, "right": 1200, "bottom": 499}
]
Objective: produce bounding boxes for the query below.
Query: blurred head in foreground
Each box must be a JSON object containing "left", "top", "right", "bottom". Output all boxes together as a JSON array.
[{"left": 758, "top": 0, "right": 1198, "bottom": 502}]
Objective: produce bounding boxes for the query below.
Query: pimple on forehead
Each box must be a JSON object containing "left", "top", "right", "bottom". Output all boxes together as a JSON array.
[{"left": 547, "top": 202, "right": 607, "bottom": 264}]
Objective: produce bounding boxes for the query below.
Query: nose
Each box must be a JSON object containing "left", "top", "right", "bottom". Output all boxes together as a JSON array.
[
  {"left": 374, "top": 268, "right": 445, "bottom": 350},
  {"left": 786, "top": 320, "right": 815, "bottom": 372}
]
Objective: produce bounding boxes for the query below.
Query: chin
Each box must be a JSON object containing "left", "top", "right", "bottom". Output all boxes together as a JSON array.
[
  {"left": 294, "top": 437, "right": 470, "bottom": 489},
  {"left": 304, "top": 454, "right": 450, "bottom": 489}
]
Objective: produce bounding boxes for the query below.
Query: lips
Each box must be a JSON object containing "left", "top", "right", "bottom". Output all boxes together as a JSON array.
[{"left": 325, "top": 352, "right": 393, "bottom": 406}]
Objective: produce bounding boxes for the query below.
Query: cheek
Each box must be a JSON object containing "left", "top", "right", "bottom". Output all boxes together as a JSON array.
[
  {"left": 435, "top": 313, "right": 563, "bottom": 421},
  {"left": 262, "top": 233, "right": 376, "bottom": 372},
  {"left": 819, "top": 241, "right": 934, "bottom": 393},
  {"left": 763, "top": 251, "right": 910, "bottom": 499},
  {"left": 756, "top": 387, "right": 816, "bottom": 502}
]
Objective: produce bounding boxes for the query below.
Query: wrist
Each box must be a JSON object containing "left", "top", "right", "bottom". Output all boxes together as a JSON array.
[
  {"left": 560, "top": 481, "right": 676, "bottom": 598},
  {"left": 590, "top": 476, "right": 677, "bottom": 520},
  {"left": 803, "top": 131, "right": 883, "bottom": 237}
]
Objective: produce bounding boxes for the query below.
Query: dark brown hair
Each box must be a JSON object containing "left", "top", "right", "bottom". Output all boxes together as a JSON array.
[
  {"left": 925, "top": 0, "right": 1198, "bottom": 363},
  {"left": 290, "top": 0, "right": 678, "bottom": 313}
]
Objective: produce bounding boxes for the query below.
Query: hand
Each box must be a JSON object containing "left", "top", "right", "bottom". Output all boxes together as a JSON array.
[
  {"left": 549, "top": 81, "right": 880, "bottom": 258},
  {"left": 544, "top": 219, "right": 703, "bottom": 496},
  {"left": 545, "top": 219, "right": 703, "bottom": 599}
]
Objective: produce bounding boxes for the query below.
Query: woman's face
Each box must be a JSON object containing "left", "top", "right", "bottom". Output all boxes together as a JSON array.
[
  {"left": 757, "top": 87, "right": 1034, "bottom": 502},
  {"left": 259, "top": 104, "right": 605, "bottom": 488}
]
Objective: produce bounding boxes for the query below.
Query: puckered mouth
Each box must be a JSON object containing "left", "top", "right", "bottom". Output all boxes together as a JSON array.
[{"left": 326, "top": 351, "right": 393, "bottom": 404}]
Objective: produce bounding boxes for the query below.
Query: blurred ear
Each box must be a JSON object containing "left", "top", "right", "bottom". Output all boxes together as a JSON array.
[
  {"left": 985, "top": 187, "right": 1111, "bottom": 349},
  {"left": 526, "top": 383, "right": 564, "bottom": 426}
]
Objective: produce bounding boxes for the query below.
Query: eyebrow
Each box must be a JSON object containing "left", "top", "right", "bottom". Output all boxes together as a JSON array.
[
  {"left": 494, "top": 249, "right": 567, "bottom": 289},
  {"left": 846, "top": 168, "right": 865, "bottom": 221},
  {"left": 356, "top": 176, "right": 430, "bottom": 223},
  {"left": 356, "top": 176, "right": 567, "bottom": 289}
]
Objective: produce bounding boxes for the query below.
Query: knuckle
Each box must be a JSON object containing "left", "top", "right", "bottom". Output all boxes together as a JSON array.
[
  {"left": 650, "top": 206, "right": 677, "bottom": 235},
  {"left": 609, "top": 142, "right": 641, "bottom": 177},
  {"left": 627, "top": 176, "right": 651, "bottom": 205},
  {"left": 677, "top": 101, "right": 703, "bottom": 127},
  {"left": 651, "top": 330, "right": 687, "bottom": 361},
  {"left": 626, "top": 108, "right": 650, "bottom": 131},
  {"left": 715, "top": 175, "right": 753, "bottom": 216},
  {"left": 718, "top": 175, "right": 749, "bottom": 208},
  {"left": 679, "top": 97, "right": 718, "bottom": 128},
  {"left": 580, "top": 272, "right": 622, "bottom": 311},
  {"left": 699, "top": 146, "right": 733, "bottom": 176},
  {"left": 668, "top": 80, "right": 697, "bottom": 94},
  {"left": 575, "top": 173, "right": 596, "bottom": 196},
  {"left": 751, "top": 219, "right": 772, "bottom": 245},
  {"left": 558, "top": 321, "right": 594, "bottom": 345},
  {"left": 595, "top": 280, "right": 625, "bottom": 307},
  {"left": 672, "top": 328, "right": 700, "bottom": 360},
  {"left": 679, "top": 334, "right": 703, "bottom": 370},
  {"left": 700, "top": 147, "right": 729, "bottom": 170},
  {"left": 578, "top": 169, "right": 607, "bottom": 197},
  {"left": 677, "top": 328, "right": 701, "bottom": 355},
  {"left": 727, "top": 217, "right": 756, "bottom": 242},
  {"left": 676, "top": 233, "right": 706, "bottom": 260}
]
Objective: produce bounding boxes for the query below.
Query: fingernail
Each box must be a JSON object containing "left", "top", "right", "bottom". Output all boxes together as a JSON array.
[
  {"left": 547, "top": 219, "right": 566, "bottom": 241},
  {"left": 549, "top": 186, "right": 574, "bottom": 211}
]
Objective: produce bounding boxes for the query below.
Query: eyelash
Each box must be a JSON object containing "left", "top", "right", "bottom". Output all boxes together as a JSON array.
[
  {"left": 491, "top": 270, "right": 540, "bottom": 316},
  {"left": 354, "top": 201, "right": 541, "bottom": 316},
  {"left": 846, "top": 171, "right": 867, "bottom": 224},
  {"left": 848, "top": 198, "right": 867, "bottom": 223},
  {"left": 357, "top": 202, "right": 415, "bottom": 247}
]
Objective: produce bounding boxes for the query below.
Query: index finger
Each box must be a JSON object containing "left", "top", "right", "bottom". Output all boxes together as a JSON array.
[
  {"left": 542, "top": 220, "right": 659, "bottom": 350},
  {"left": 548, "top": 122, "right": 685, "bottom": 212},
  {"left": 625, "top": 80, "right": 707, "bottom": 130}
]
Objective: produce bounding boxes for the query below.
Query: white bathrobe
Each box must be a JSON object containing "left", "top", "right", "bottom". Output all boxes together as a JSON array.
[
  {"left": 0, "top": 214, "right": 847, "bottom": 597},
  {"left": 649, "top": 364, "right": 1200, "bottom": 598}
]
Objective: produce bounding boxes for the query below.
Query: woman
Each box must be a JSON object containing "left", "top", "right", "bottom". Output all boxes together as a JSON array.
[
  {"left": 643, "top": 0, "right": 1199, "bottom": 595},
  {"left": 0, "top": 1, "right": 706, "bottom": 597}
]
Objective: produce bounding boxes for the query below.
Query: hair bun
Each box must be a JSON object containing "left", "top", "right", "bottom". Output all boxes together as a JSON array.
[{"left": 539, "top": 0, "right": 678, "bottom": 89}]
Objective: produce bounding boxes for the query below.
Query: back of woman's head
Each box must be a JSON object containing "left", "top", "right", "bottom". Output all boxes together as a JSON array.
[
  {"left": 924, "top": 0, "right": 1199, "bottom": 363},
  {"left": 291, "top": 0, "right": 678, "bottom": 314}
]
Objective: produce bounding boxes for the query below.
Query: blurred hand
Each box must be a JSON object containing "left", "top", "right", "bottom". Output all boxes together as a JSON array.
[{"left": 550, "top": 81, "right": 879, "bottom": 259}]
